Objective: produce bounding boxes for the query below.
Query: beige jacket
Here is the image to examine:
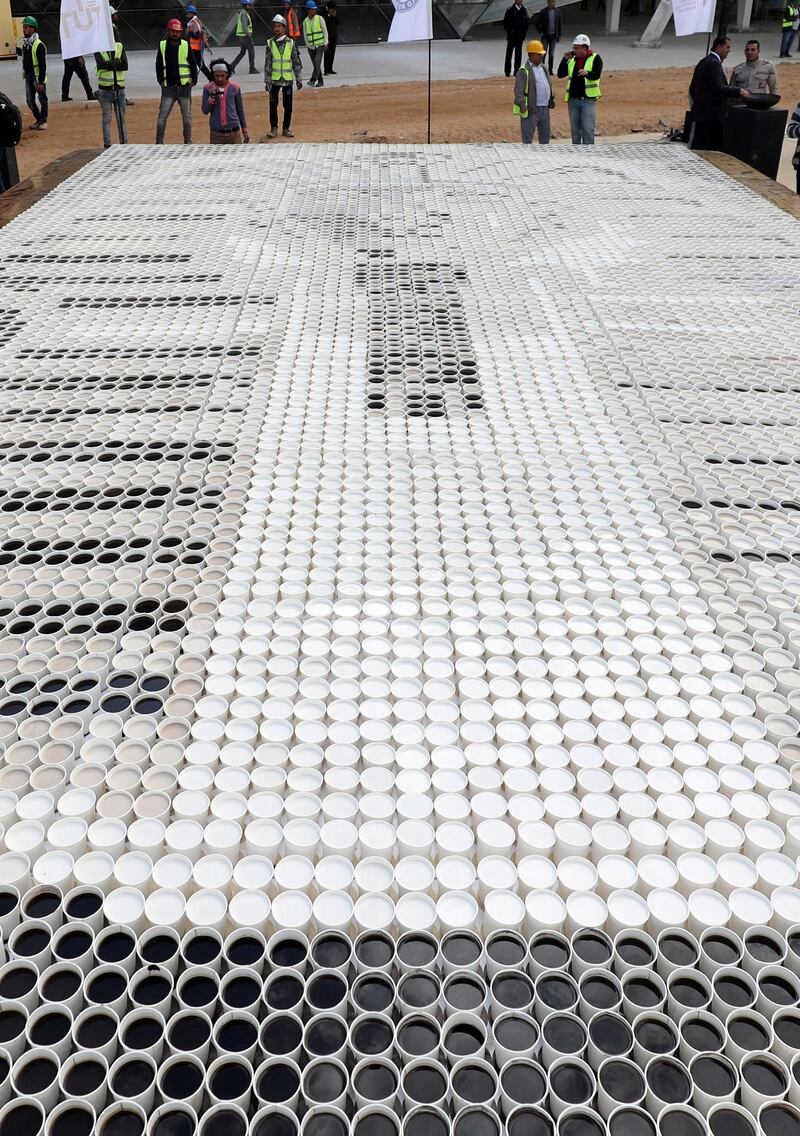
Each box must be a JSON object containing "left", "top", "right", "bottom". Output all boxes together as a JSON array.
[{"left": 730, "top": 58, "right": 778, "bottom": 94}]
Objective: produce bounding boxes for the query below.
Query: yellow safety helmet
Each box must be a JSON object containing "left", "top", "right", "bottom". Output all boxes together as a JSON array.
[{"left": 527, "top": 39, "right": 546, "bottom": 53}]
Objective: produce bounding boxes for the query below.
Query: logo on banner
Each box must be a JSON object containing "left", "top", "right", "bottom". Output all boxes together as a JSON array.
[
  {"left": 60, "top": 0, "right": 115, "bottom": 57},
  {"left": 61, "top": 0, "right": 103, "bottom": 33}
]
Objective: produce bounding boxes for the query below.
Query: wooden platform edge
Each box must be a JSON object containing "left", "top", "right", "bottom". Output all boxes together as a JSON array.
[
  {"left": 699, "top": 150, "right": 800, "bottom": 221},
  {"left": 0, "top": 148, "right": 102, "bottom": 229}
]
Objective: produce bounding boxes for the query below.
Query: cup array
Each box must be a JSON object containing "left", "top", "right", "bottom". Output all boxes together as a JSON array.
[
  {"left": 2, "top": 142, "right": 800, "bottom": 1130},
  {"left": 3, "top": 920, "right": 800, "bottom": 1136}
]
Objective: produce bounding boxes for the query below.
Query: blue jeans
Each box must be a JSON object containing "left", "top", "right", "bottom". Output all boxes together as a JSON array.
[
  {"left": 25, "top": 75, "right": 48, "bottom": 124},
  {"left": 96, "top": 88, "right": 127, "bottom": 146},
  {"left": 568, "top": 98, "right": 596, "bottom": 144},
  {"left": 520, "top": 106, "right": 551, "bottom": 144},
  {"left": 156, "top": 85, "right": 192, "bottom": 143},
  {"left": 780, "top": 26, "right": 796, "bottom": 54}
]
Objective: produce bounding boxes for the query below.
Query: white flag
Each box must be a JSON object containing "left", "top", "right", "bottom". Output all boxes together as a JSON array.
[
  {"left": 60, "top": 0, "right": 115, "bottom": 58},
  {"left": 388, "top": 0, "right": 432, "bottom": 43},
  {"left": 672, "top": 0, "right": 714, "bottom": 36}
]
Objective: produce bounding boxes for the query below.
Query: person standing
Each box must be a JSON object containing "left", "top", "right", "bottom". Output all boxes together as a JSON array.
[
  {"left": 303, "top": 1, "right": 327, "bottom": 87},
  {"left": 514, "top": 39, "right": 553, "bottom": 143},
  {"left": 787, "top": 100, "right": 800, "bottom": 193},
  {"left": 534, "top": 0, "right": 561, "bottom": 76},
  {"left": 284, "top": 0, "right": 302, "bottom": 39},
  {"left": 780, "top": 1, "right": 799, "bottom": 57},
  {"left": 202, "top": 58, "right": 250, "bottom": 141},
  {"left": 62, "top": 55, "right": 95, "bottom": 102},
  {"left": 155, "top": 18, "right": 198, "bottom": 144},
  {"left": 557, "top": 33, "right": 601, "bottom": 144},
  {"left": 688, "top": 35, "right": 747, "bottom": 151},
  {"left": 94, "top": 21, "right": 128, "bottom": 147},
  {"left": 730, "top": 39, "right": 777, "bottom": 93},
  {"left": 232, "top": 0, "right": 258, "bottom": 74},
  {"left": 503, "top": 0, "right": 529, "bottom": 78},
  {"left": 21, "top": 17, "right": 48, "bottom": 131},
  {"left": 185, "top": 5, "right": 211, "bottom": 78},
  {"left": 264, "top": 14, "right": 302, "bottom": 137},
  {"left": 323, "top": 0, "right": 339, "bottom": 75}
]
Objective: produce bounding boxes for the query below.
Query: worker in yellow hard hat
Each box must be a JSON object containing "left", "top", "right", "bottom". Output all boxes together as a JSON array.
[{"left": 513, "top": 39, "right": 554, "bottom": 144}]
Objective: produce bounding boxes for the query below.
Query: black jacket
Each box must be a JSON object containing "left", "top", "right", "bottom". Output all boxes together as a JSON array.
[
  {"left": 94, "top": 40, "right": 129, "bottom": 85},
  {"left": 534, "top": 6, "right": 562, "bottom": 39},
  {"left": 503, "top": 3, "right": 530, "bottom": 41},
  {"left": 556, "top": 51, "right": 602, "bottom": 97},
  {"left": 155, "top": 39, "right": 198, "bottom": 87},
  {"left": 688, "top": 52, "right": 740, "bottom": 123}
]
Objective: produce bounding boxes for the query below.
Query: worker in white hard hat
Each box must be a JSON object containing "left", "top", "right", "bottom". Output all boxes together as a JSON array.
[
  {"left": 557, "top": 33, "right": 602, "bottom": 144},
  {"left": 94, "top": 5, "right": 128, "bottom": 147},
  {"left": 263, "top": 14, "right": 302, "bottom": 138}
]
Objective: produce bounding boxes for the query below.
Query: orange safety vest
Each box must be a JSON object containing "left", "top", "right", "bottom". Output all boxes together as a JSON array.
[
  {"left": 187, "top": 16, "right": 203, "bottom": 51},
  {"left": 286, "top": 8, "right": 300, "bottom": 38}
]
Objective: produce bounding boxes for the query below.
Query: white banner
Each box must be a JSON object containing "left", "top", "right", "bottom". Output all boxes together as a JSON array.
[
  {"left": 60, "top": 0, "right": 115, "bottom": 59},
  {"left": 672, "top": 0, "right": 714, "bottom": 36},
  {"left": 388, "top": 0, "right": 432, "bottom": 43}
]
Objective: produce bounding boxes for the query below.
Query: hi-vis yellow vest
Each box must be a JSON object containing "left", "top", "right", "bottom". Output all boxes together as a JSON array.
[
  {"left": 97, "top": 42, "right": 125, "bottom": 88},
  {"left": 159, "top": 39, "right": 191, "bottom": 86},
  {"left": 514, "top": 66, "right": 530, "bottom": 118},
  {"left": 270, "top": 37, "right": 294, "bottom": 81},
  {"left": 565, "top": 53, "right": 601, "bottom": 101},
  {"left": 303, "top": 15, "right": 324, "bottom": 46}
]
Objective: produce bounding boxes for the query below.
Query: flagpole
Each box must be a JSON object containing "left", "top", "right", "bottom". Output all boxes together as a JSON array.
[{"left": 427, "top": 36, "right": 431, "bottom": 143}]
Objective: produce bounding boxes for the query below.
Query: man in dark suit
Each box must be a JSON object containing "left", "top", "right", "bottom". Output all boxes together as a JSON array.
[
  {"left": 688, "top": 35, "right": 748, "bottom": 151},
  {"left": 503, "top": 0, "right": 530, "bottom": 77},
  {"left": 534, "top": 0, "right": 562, "bottom": 75}
]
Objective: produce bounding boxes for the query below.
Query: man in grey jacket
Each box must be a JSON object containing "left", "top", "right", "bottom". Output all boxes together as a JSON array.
[{"left": 514, "top": 39, "right": 553, "bottom": 143}]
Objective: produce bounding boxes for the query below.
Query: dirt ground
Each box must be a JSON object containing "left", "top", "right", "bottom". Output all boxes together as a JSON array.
[{"left": 13, "top": 65, "right": 800, "bottom": 179}]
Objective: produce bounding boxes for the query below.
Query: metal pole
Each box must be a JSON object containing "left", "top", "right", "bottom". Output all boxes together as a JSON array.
[
  {"left": 427, "top": 37, "right": 431, "bottom": 143},
  {"left": 113, "top": 81, "right": 126, "bottom": 144}
]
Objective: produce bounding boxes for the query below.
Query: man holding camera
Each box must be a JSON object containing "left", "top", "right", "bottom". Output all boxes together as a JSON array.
[{"left": 202, "top": 58, "right": 249, "bottom": 143}]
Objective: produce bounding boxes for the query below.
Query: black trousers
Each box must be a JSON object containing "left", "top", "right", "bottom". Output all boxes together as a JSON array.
[
  {"left": 324, "top": 36, "right": 337, "bottom": 73},
  {"left": 689, "top": 118, "right": 723, "bottom": 151},
  {"left": 62, "top": 57, "right": 94, "bottom": 100},
  {"left": 542, "top": 34, "right": 558, "bottom": 73},
  {"left": 189, "top": 47, "right": 212, "bottom": 79},
  {"left": 505, "top": 37, "right": 524, "bottom": 76},
  {"left": 232, "top": 35, "right": 256, "bottom": 70},
  {"left": 269, "top": 84, "right": 293, "bottom": 129}
]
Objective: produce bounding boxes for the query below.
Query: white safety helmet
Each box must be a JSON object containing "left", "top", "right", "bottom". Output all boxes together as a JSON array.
[
  {"left": 273, "top": 13, "right": 287, "bottom": 23},
  {"left": 572, "top": 33, "right": 591, "bottom": 46}
]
